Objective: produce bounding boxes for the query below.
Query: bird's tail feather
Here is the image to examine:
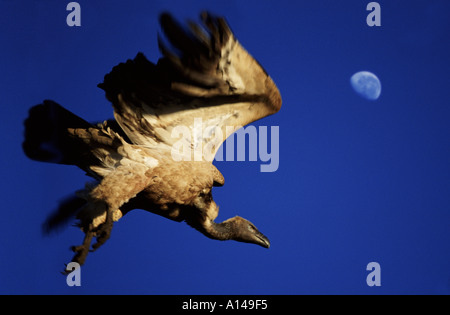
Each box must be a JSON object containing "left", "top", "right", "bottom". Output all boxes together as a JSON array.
[
  {"left": 23, "top": 100, "right": 93, "bottom": 166},
  {"left": 42, "top": 194, "right": 87, "bottom": 235}
]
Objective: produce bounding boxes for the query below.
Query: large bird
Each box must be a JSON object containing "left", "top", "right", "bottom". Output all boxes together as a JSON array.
[{"left": 23, "top": 12, "right": 282, "bottom": 268}]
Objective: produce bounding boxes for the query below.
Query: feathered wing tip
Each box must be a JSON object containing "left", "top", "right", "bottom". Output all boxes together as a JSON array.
[
  {"left": 23, "top": 100, "right": 65, "bottom": 163},
  {"left": 23, "top": 100, "right": 92, "bottom": 165},
  {"left": 157, "top": 11, "right": 233, "bottom": 89},
  {"left": 97, "top": 52, "right": 163, "bottom": 104},
  {"left": 99, "top": 11, "right": 233, "bottom": 96}
]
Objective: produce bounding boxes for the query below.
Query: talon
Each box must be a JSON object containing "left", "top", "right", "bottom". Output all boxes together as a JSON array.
[{"left": 61, "top": 263, "right": 69, "bottom": 276}]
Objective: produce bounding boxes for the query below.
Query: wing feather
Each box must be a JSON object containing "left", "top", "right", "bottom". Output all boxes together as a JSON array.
[{"left": 98, "top": 12, "right": 282, "bottom": 161}]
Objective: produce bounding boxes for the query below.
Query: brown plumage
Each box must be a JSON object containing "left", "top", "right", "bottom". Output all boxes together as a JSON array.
[{"left": 23, "top": 12, "right": 281, "bottom": 269}]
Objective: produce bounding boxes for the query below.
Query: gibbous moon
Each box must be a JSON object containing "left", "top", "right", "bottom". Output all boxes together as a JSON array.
[{"left": 350, "top": 71, "right": 381, "bottom": 100}]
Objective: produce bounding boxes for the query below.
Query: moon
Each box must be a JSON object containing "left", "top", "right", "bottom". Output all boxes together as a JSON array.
[{"left": 350, "top": 71, "right": 381, "bottom": 100}]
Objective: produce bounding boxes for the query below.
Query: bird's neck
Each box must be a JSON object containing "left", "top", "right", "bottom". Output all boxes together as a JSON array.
[{"left": 202, "top": 220, "right": 235, "bottom": 241}]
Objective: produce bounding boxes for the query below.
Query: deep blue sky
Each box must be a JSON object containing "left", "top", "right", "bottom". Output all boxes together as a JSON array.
[{"left": 1, "top": 0, "right": 449, "bottom": 294}]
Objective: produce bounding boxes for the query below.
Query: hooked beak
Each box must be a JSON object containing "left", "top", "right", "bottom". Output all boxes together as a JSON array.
[{"left": 255, "top": 232, "right": 270, "bottom": 249}]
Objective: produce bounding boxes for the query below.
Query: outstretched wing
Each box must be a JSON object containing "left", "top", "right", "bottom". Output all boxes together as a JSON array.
[{"left": 98, "top": 12, "right": 281, "bottom": 161}]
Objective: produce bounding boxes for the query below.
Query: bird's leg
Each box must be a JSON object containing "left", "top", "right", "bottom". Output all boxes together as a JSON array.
[
  {"left": 64, "top": 223, "right": 95, "bottom": 273},
  {"left": 91, "top": 206, "right": 114, "bottom": 251},
  {"left": 70, "top": 160, "right": 150, "bottom": 261},
  {"left": 72, "top": 199, "right": 113, "bottom": 255},
  {"left": 64, "top": 205, "right": 116, "bottom": 273}
]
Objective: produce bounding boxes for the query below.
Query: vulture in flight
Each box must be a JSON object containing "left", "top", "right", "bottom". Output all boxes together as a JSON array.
[{"left": 23, "top": 12, "right": 282, "bottom": 268}]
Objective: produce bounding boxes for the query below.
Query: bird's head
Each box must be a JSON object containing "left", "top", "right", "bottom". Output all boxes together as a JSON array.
[{"left": 224, "top": 216, "right": 270, "bottom": 248}]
